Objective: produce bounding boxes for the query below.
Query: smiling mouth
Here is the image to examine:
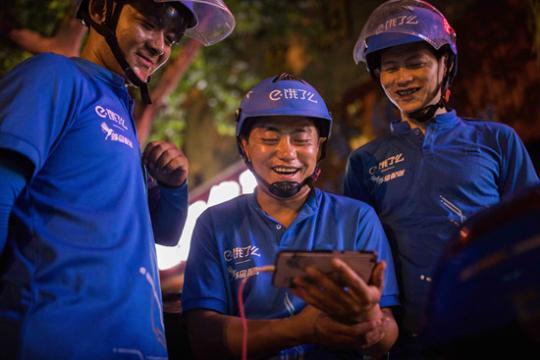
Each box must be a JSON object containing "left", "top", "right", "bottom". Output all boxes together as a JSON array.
[
  {"left": 272, "top": 166, "right": 300, "bottom": 176},
  {"left": 396, "top": 87, "right": 420, "bottom": 97},
  {"left": 136, "top": 53, "right": 154, "bottom": 69}
]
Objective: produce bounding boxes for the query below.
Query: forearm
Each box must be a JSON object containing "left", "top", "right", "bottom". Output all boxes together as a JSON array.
[
  {"left": 186, "top": 310, "right": 313, "bottom": 359},
  {"left": 149, "top": 181, "right": 188, "bottom": 246}
]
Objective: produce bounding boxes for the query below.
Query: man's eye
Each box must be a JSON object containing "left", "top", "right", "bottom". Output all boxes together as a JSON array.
[
  {"left": 293, "top": 138, "right": 311, "bottom": 145},
  {"left": 382, "top": 66, "right": 398, "bottom": 73},
  {"left": 142, "top": 21, "right": 156, "bottom": 30},
  {"left": 261, "top": 138, "right": 278, "bottom": 144},
  {"left": 407, "top": 62, "right": 424, "bottom": 69}
]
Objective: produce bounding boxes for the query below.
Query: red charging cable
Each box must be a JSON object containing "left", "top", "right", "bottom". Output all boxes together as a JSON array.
[{"left": 237, "top": 265, "right": 275, "bottom": 360}]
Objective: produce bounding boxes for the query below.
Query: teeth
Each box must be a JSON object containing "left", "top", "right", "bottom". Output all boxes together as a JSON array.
[
  {"left": 397, "top": 88, "right": 417, "bottom": 96},
  {"left": 274, "top": 167, "right": 297, "bottom": 174}
]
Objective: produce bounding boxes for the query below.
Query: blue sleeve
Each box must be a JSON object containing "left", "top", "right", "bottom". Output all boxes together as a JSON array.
[
  {"left": 357, "top": 205, "right": 399, "bottom": 309},
  {"left": 0, "top": 54, "right": 80, "bottom": 173},
  {"left": 0, "top": 155, "right": 30, "bottom": 254},
  {"left": 182, "top": 212, "right": 229, "bottom": 314},
  {"left": 148, "top": 181, "right": 188, "bottom": 246},
  {"left": 498, "top": 127, "right": 539, "bottom": 198},
  {"left": 344, "top": 152, "right": 374, "bottom": 205}
]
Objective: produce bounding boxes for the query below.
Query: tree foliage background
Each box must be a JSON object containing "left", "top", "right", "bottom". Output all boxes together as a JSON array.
[{"left": 1, "top": 0, "right": 539, "bottom": 193}]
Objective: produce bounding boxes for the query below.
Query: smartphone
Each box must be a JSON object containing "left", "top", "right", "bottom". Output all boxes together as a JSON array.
[{"left": 272, "top": 250, "right": 377, "bottom": 288}]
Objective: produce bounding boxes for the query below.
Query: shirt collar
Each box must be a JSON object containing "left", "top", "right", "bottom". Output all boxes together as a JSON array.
[
  {"left": 390, "top": 110, "right": 459, "bottom": 134},
  {"left": 73, "top": 57, "right": 128, "bottom": 90},
  {"left": 248, "top": 188, "right": 320, "bottom": 226}
]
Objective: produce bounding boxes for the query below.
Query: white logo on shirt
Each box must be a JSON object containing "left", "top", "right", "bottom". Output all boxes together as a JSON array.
[
  {"left": 224, "top": 245, "right": 261, "bottom": 262},
  {"left": 100, "top": 122, "right": 134, "bottom": 148},
  {"left": 95, "top": 105, "right": 128, "bottom": 131}
]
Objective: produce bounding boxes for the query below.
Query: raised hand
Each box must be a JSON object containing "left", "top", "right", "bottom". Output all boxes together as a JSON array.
[{"left": 142, "top": 141, "right": 188, "bottom": 187}]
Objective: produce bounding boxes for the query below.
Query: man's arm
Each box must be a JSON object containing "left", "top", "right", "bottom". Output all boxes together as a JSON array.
[
  {"left": 143, "top": 141, "right": 189, "bottom": 246},
  {"left": 0, "top": 151, "right": 33, "bottom": 253},
  {"left": 185, "top": 305, "right": 386, "bottom": 359},
  {"left": 344, "top": 152, "right": 374, "bottom": 204},
  {"left": 499, "top": 127, "right": 539, "bottom": 197}
]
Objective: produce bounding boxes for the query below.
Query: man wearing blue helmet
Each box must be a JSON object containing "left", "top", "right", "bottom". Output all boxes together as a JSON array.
[
  {"left": 346, "top": 0, "right": 539, "bottom": 357},
  {"left": 0, "top": 0, "right": 234, "bottom": 358},
  {"left": 183, "top": 73, "right": 400, "bottom": 358}
]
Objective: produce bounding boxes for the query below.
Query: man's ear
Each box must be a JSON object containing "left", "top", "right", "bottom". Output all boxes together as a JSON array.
[
  {"left": 240, "top": 137, "right": 251, "bottom": 163},
  {"left": 88, "top": 0, "right": 109, "bottom": 24},
  {"left": 317, "top": 137, "right": 327, "bottom": 161}
]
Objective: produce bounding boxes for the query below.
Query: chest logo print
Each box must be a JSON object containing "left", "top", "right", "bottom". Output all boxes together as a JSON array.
[
  {"left": 100, "top": 122, "right": 134, "bottom": 149},
  {"left": 369, "top": 153, "right": 406, "bottom": 184},
  {"left": 95, "top": 105, "right": 128, "bottom": 131}
]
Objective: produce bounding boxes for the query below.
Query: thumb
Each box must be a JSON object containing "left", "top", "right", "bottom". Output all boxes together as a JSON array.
[{"left": 370, "top": 261, "right": 386, "bottom": 292}]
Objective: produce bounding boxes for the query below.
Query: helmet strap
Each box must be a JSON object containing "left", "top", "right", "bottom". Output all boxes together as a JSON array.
[
  {"left": 244, "top": 161, "right": 321, "bottom": 199},
  {"left": 80, "top": 0, "right": 152, "bottom": 104}
]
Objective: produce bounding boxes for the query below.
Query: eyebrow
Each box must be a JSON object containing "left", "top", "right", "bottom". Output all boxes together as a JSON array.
[{"left": 382, "top": 53, "right": 425, "bottom": 65}]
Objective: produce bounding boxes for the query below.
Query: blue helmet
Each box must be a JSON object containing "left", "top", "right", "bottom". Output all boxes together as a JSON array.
[
  {"left": 353, "top": 0, "right": 457, "bottom": 84},
  {"left": 77, "top": 0, "right": 235, "bottom": 46},
  {"left": 236, "top": 73, "right": 332, "bottom": 140}
]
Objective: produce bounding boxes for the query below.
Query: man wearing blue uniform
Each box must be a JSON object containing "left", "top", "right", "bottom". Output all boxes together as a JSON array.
[
  {"left": 0, "top": 0, "right": 235, "bottom": 358},
  {"left": 183, "top": 73, "right": 399, "bottom": 359},
  {"left": 346, "top": 0, "right": 539, "bottom": 356}
]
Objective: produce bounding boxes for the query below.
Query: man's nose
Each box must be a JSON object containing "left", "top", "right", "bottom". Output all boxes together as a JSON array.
[
  {"left": 396, "top": 67, "right": 413, "bottom": 85},
  {"left": 147, "top": 31, "right": 166, "bottom": 57},
  {"left": 275, "top": 136, "right": 295, "bottom": 160}
]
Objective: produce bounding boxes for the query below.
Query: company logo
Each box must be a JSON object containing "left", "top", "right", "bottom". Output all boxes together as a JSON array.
[
  {"left": 224, "top": 245, "right": 261, "bottom": 262},
  {"left": 95, "top": 105, "right": 128, "bottom": 131},
  {"left": 369, "top": 153, "right": 406, "bottom": 184},
  {"left": 269, "top": 88, "right": 318, "bottom": 103},
  {"left": 369, "top": 153, "right": 405, "bottom": 175},
  {"left": 375, "top": 15, "right": 418, "bottom": 34},
  {"left": 101, "top": 122, "right": 134, "bottom": 149}
]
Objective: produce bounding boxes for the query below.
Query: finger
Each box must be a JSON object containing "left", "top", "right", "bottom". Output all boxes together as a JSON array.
[
  {"left": 370, "top": 261, "right": 386, "bottom": 292},
  {"left": 304, "top": 265, "right": 358, "bottom": 307},
  {"left": 330, "top": 258, "right": 376, "bottom": 304},
  {"left": 143, "top": 142, "right": 174, "bottom": 166},
  {"left": 155, "top": 147, "right": 179, "bottom": 171},
  {"left": 142, "top": 141, "right": 162, "bottom": 162},
  {"left": 293, "top": 272, "right": 357, "bottom": 317}
]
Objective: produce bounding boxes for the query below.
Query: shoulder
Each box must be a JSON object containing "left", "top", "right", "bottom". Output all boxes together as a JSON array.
[
  {"left": 460, "top": 117, "right": 517, "bottom": 136},
  {"left": 2, "top": 53, "right": 83, "bottom": 91},
  {"left": 9, "top": 53, "right": 78, "bottom": 76},
  {"left": 196, "top": 195, "right": 250, "bottom": 227},
  {"left": 350, "top": 134, "right": 395, "bottom": 157},
  {"left": 316, "top": 190, "right": 376, "bottom": 217}
]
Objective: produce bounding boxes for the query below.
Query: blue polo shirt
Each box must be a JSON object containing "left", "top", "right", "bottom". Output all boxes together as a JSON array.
[
  {"left": 0, "top": 54, "right": 169, "bottom": 359},
  {"left": 344, "top": 110, "right": 538, "bottom": 335},
  {"left": 183, "top": 188, "right": 398, "bottom": 358}
]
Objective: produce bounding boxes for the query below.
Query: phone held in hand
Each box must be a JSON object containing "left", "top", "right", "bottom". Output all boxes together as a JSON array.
[{"left": 272, "top": 250, "right": 377, "bottom": 288}]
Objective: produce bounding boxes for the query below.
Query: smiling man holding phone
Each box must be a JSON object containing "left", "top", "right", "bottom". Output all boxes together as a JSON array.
[{"left": 182, "top": 73, "right": 399, "bottom": 359}]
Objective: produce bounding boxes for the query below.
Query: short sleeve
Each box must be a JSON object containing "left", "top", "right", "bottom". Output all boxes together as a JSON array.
[
  {"left": 344, "top": 151, "right": 374, "bottom": 205},
  {"left": 498, "top": 126, "right": 539, "bottom": 197},
  {"left": 0, "top": 54, "right": 81, "bottom": 174},
  {"left": 182, "top": 212, "right": 229, "bottom": 314},
  {"left": 356, "top": 205, "right": 399, "bottom": 308}
]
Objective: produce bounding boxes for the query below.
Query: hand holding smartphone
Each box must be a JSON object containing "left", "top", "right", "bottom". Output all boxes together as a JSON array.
[{"left": 272, "top": 250, "right": 377, "bottom": 288}]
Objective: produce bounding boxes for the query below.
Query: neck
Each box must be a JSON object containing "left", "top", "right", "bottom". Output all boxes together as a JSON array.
[
  {"left": 255, "top": 185, "right": 312, "bottom": 228},
  {"left": 80, "top": 32, "right": 126, "bottom": 81},
  {"left": 401, "top": 106, "right": 448, "bottom": 134}
]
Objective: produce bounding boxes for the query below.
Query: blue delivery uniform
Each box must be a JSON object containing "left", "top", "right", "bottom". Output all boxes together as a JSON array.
[
  {"left": 0, "top": 54, "right": 187, "bottom": 359},
  {"left": 344, "top": 110, "right": 539, "bottom": 334},
  {"left": 183, "top": 188, "right": 399, "bottom": 358}
]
